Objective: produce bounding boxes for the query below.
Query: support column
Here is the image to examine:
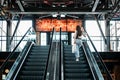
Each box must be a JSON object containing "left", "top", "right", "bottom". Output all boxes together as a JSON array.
[
  {"left": 36, "top": 32, "right": 40, "bottom": 45},
  {"left": 47, "top": 32, "right": 50, "bottom": 45},
  {"left": 68, "top": 32, "right": 71, "bottom": 45},
  {"left": 114, "top": 21, "right": 118, "bottom": 51},
  {"left": 1, "top": 0, "right": 4, "bottom": 5},
  {"left": 0, "top": 71, "right": 2, "bottom": 80},
  {"left": 105, "top": 20, "right": 110, "bottom": 51},
  {"left": 6, "top": 19, "right": 12, "bottom": 51}
]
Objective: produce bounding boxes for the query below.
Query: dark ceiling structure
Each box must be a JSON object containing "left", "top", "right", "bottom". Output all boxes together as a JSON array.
[{"left": 0, "top": 0, "right": 120, "bottom": 20}]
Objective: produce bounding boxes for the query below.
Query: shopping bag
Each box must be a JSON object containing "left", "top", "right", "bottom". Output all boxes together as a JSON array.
[
  {"left": 72, "top": 44, "right": 76, "bottom": 53},
  {"left": 82, "top": 32, "right": 87, "bottom": 41}
]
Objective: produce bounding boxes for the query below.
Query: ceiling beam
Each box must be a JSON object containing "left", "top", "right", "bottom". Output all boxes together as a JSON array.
[
  {"left": 9, "top": 11, "right": 108, "bottom": 15},
  {"left": 92, "top": 0, "right": 99, "bottom": 12},
  {"left": 106, "top": 0, "right": 120, "bottom": 21},
  {"left": 1, "top": 0, "right": 4, "bottom": 6},
  {"left": 16, "top": 0, "right": 25, "bottom": 12}
]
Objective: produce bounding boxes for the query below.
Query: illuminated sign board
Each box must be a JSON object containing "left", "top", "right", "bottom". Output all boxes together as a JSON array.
[{"left": 36, "top": 19, "right": 81, "bottom": 32}]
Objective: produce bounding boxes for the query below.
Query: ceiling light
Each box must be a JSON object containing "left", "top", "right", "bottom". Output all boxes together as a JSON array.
[
  {"left": 52, "top": 14, "right": 57, "bottom": 17},
  {"left": 61, "top": 5, "right": 66, "bottom": 7},
  {"left": 60, "top": 14, "right": 65, "bottom": 17},
  {"left": 52, "top": 5, "right": 56, "bottom": 7}
]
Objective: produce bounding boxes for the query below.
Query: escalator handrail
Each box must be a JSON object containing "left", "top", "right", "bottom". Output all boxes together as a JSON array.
[
  {"left": 43, "top": 28, "right": 55, "bottom": 80},
  {"left": 0, "top": 27, "right": 31, "bottom": 72},
  {"left": 84, "top": 29, "right": 113, "bottom": 80},
  {"left": 61, "top": 42, "right": 64, "bottom": 80},
  {"left": 60, "top": 28, "right": 64, "bottom": 80},
  {"left": 60, "top": 27, "right": 61, "bottom": 80},
  {"left": 5, "top": 41, "right": 33, "bottom": 80}
]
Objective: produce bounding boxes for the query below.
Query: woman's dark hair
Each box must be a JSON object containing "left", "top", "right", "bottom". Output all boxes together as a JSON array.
[{"left": 76, "top": 25, "right": 82, "bottom": 38}]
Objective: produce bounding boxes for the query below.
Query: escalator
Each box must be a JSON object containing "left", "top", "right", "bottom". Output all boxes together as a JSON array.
[
  {"left": 63, "top": 45, "right": 94, "bottom": 80},
  {"left": 15, "top": 45, "right": 49, "bottom": 80}
]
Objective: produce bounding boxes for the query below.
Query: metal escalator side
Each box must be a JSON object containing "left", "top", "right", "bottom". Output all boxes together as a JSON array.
[
  {"left": 82, "top": 42, "right": 104, "bottom": 80},
  {"left": 44, "top": 28, "right": 61, "bottom": 80},
  {"left": 5, "top": 41, "right": 33, "bottom": 80},
  {"left": 83, "top": 28, "right": 113, "bottom": 80}
]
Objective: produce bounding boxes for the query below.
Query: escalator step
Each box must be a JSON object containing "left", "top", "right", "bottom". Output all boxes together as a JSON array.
[
  {"left": 64, "top": 53, "right": 84, "bottom": 57},
  {"left": 65, "top": 78, "right": 92, "bottom": 80},
  {"left": 65, "top": 64, "right": 88, "bottom": 69},
  {"left": 30, "top": 53, "right": 48, "bottom": 55},
  {"left": 19, "top": 76, "right": 43, "bottom": 80},
  {"left": 24, "top": 62, "right": 46, "bottom": 66},
  {"left": 65, "top": 60, "right": 87, "bottom": 64},
  {"left": 65, "top": 73, "right": 90, "bottom": 78},
  {"left": 20, "top": 71, "right": 44, "bottom": 76},
  {"left": 65, "top": 68, "right": 89, "bottom": 73},
  {"left": 28, "top": 56, "right": 48, "bottom": 58},
  {"left": 30, "top": 50, "right": 48, "bottom": 54},
  {"left": 64, "top": 57, "right": 85, "bottom": 61},
  {"left": 28, "top": 54, "right": 48, "bottom": 56},
  {"left": 26, "top": 58, "right": 47, "bottom": 62},
  {"left": 22, "top": 66, "right": 45, "bottom": 71}
]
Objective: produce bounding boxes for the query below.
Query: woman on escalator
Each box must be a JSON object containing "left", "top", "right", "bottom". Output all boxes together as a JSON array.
[{"left": 73, "top": 25, "right": 86, "bottom": 61}]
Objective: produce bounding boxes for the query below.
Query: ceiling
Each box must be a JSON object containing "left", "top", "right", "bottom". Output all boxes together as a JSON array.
[{"left": 0, "top": 0, "right": 120, "bottom": 20}]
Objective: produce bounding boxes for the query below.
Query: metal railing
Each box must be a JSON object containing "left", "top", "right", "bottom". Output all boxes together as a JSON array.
[{"left": 85, "top": 36, "right": 120, "bottom": 52}]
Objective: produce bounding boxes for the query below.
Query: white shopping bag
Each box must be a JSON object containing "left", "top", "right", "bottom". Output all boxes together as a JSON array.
[{"left": 72, "top": 44, "right": 76, "bottom": 53}]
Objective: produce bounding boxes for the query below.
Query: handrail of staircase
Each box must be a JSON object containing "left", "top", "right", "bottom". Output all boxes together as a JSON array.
[
  {"left": 43, "top": 28, "right": 55, "bottom": 80},
  {"left": 0, "top": 27, "right": 31, "bottom": 72},
  {"left": 83, "top": 29, "right": 113, "bottom": 80}
]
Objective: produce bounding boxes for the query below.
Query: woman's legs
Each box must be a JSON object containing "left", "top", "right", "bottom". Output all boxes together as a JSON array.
[
  {"left": 75, "top": 44, "right": 80, "bottom": 58},
  {"left": 75, "top": 39, "right": 82, "bottom": 61},
  {"left": 75, "top": 44, "right": 79, "bottom": 61}
]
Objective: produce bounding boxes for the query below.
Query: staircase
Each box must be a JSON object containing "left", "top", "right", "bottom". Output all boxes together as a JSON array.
[
  {"left": 16, "top": 45, "right": 49, "bottom": 80},
  {"left": 63, "top": 45, "right": 94, "bottom": 80}
]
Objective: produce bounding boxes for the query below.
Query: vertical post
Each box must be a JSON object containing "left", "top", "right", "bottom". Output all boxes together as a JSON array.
[
  {"left": 1, "top": 0, "right": 4, "bottom": 6},
  {"left": 47, "top": 32, "right": 50, "bottom": 45},
  {"left": 105, "top": 20, "right": 110, "bottom": 51},
  {"left": 0, "top": 71, "right": 2, "bottom": 80},
  {"left": 115, "top": 21, "right": 118, "bottom": 51},
  {"left": 68, "top": 32, "right": 71, "bottom": 45},
  {"left": 36, "top": 32, "right": 40, "bottom": 45},
  {"left": 6, "top": 19, "right": 12, "bottom": 51}
]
